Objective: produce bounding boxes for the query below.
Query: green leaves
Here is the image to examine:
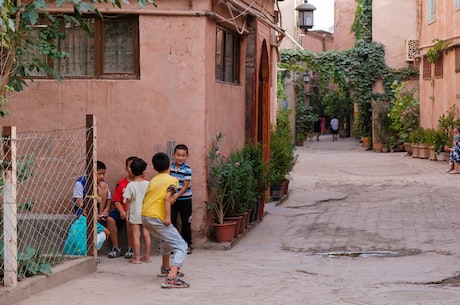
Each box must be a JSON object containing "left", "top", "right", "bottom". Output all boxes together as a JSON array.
[
  {"left": 426, "top": 39, "right": 451, "bottom": 64},
  {"left": 388, "top": 81, "right": 419, "bottom": 143}
]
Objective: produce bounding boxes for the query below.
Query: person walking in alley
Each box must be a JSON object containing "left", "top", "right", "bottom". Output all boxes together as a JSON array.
[
  {"left": 320, "top": 116, "right": 326, "bottom": 135},
  {"left": 330, "top": 116, "right": 339, "bottom": 141},
  {"left": 313, "top": 118, "right": 321, "bottom": 141}
]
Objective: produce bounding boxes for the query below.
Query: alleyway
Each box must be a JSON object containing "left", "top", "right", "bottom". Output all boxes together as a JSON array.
[{"left": 14, "top": 136, "right": 460, "bottom": 304}]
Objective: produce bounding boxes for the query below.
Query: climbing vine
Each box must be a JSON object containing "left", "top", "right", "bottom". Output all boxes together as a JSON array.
[
  {"left": 279, "top": 0, "right": 419, "bottom": 138},
  {"left": 351, "top": 0, "right": 372, "bottom": 42},
  {"left": 426, "top": 39, "right": 451, "bottom": 64}
]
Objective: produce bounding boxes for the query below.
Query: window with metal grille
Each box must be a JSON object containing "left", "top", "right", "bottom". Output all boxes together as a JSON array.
[
  {"left": 215, "top": 27, "right": 241, "bottom": 84},
  {"left": 422, "top": 56, "right": 431, "bottom": 79},
  {"left": 434, "top": 54, "right": 443, "bottom": 77},
  {"left": 455, "top": 46, "right": 460, "bottom": 72},
  {"left": 21, "top": 15, "right": 139, "bottom": 79}
]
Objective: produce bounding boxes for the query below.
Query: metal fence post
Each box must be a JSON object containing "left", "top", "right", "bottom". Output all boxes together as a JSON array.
[
  {"left": 86, "top": 115, "right": 97, "bottom": 258},
  {"left": 3, "top": 126, "right": 18, "bottom": 287}
]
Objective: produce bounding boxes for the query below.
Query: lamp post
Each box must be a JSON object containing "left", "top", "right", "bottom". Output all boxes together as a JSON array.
[{"left": 295, "top": 0, "right": 316, "bottom": 33}]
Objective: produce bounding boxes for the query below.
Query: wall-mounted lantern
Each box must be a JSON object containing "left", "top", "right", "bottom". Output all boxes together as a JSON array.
[{"left": 295, "top": 0, "right": 316, "bottom": 33}]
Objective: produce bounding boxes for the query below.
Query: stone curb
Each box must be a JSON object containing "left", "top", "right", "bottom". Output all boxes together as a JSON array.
[{"left": 0, "top": 257, "right": 95, "bottom": 305}]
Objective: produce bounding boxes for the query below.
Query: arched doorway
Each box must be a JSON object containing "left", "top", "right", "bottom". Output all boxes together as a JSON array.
[{"left": 257, "top": 40, "right": 270, "bottom": 161}]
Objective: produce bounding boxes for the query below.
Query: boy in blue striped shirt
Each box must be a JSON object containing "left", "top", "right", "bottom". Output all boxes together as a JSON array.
[{"left": 170, "top": 144, "right": 193, "bottom": 254}]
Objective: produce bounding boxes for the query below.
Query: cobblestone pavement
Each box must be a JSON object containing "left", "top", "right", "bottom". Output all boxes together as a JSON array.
[{"left": 15, "top": 136, "right": 460, "bottom": 304}]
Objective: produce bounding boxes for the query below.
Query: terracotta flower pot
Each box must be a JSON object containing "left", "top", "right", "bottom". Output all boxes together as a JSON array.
[
  {"left": 223, "top": 216, "right": 243, "bottom": 238},
  {"left": 212, "top": 222, "right": 236, "bottom": 242},
  {"left": 361, "top": 137, "right": 370, "bottom": 149}
]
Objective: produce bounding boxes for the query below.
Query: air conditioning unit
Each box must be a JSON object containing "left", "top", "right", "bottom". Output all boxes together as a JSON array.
[{"left": 405, "top": 39, "right": 419, "bottom": 62}]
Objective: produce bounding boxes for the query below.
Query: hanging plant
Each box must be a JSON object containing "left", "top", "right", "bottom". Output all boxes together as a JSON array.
[{"left": 426, "top": 39, "right": 451, "bottom": 64}]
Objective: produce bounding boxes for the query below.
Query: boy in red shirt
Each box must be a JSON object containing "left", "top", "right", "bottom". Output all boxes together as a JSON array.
[{"left": 107, "top": 156, "right": 138, "bottom": 258}]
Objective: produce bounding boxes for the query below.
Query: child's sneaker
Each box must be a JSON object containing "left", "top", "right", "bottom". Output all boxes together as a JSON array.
[
  {"left": 157, "top": 266, "right": 185, "bottom": 277},
  {"left": 161, "top": 277, "right": 190, "bottom": 289},
  {"left": 107, "top": 247, "right": 122, "bottom": 258},
  {"left": 124, "top": 248, "right": 134, "bottom": 259}
]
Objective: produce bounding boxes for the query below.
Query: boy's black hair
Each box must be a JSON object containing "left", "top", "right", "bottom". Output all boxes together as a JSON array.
[
  {"left": 126, "top": 156, "right": 138, "bottom": 166},
  {"left": 130, "top": 158, "right": 147, "bottom": 176},
  {"left": 152, "top": 152, "right": 170, "bottom": 172},
  {"left": 97, "top": 161, "right": 106, "bottom": 170},
  {"left": 174, "top": 144, "right": 189, "bottom": 154}
]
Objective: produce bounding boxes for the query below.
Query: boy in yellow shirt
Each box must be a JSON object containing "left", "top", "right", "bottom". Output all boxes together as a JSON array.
[{"left": 142, "top": 152, "right": 189, "bottom": 288}]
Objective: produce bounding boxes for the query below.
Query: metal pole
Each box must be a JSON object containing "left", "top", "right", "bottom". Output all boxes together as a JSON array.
[
  {"left": 86, "top": 115, "right": 97, "bottom": 257},
  {"left": 3, "top": 126, "right": 18, "bottom": 287}
]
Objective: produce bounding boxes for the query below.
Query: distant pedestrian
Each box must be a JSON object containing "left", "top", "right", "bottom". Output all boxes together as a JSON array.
[
  {"left": 320, "top": 116, "right": 326, "bottom": 135},
  {"left": 330, "top": 117, "right": 339, "bottom": 141},
  {"left": 313, "top": 118, "right": 321, "bottom": 141}
]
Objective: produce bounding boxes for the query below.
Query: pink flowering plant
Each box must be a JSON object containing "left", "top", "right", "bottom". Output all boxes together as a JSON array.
[
  {"left": 388, "top": 81, "right": 420, "bottom": 143},
  {"left": 206, "top": 134, "right": 256, "bottom": 224}
]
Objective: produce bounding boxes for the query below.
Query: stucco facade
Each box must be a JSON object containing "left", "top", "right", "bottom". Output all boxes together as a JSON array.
[
  {"left": 2, "top": 0, "right": 281, "bottom": 246},
  {"left": 334, "top": 0, "right": 356, "bottom": 50},
  {"left": 418, "top": 0, "right": 460, "bottom": 129},
  {"left": 373, "top": 0, "right": 418, "bottom": 69}
]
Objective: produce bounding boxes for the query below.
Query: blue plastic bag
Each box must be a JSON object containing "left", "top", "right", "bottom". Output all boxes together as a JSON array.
[{"left": 64, "top": 216, "right": 106, "bottom": 255}]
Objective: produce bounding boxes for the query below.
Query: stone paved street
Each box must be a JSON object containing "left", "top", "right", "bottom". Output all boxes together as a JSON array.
[{"left": 12, "top": 136, "right": 460, "bottom": 304}]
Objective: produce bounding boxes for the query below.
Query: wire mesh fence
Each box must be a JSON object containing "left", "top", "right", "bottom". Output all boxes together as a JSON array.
[{"left": 0, "top": 121, "right": 97, "bottom": 287}]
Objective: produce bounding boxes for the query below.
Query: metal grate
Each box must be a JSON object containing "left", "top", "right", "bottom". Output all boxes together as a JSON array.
[{"left": 405, "top": 39, "right": 419, "bottom": 62}]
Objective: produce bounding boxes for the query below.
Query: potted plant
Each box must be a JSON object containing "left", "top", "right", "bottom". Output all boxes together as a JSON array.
[
  {"left": 206, "top": 134, "right": 257, "bottom": 241},
  {"left": 381, "top": 141, "right": 389, "bottom": 153},
  {"left": 434, "top": 129, "right": 450, "bottom": 161},
  {"left": 424, "top": 128, "right": 437, "bottom": 160},
  {"left": 386, "top": 136, "right": 397, "bottom": 153},
  {"left": 295, "top": 133, "right": 307, "bottom": 146},
  {"left": 269, "top": 108, "right": 297, "bottom": 200},
  {"left": 206, "top": 134, "right": 236, "bottom": 242},
  {"left": 388, "top": 81, "right": 420, "bottom": 155},
  {"left": 355, "top": 102, "right": 372, "bottom": 149},
  {"left": 242, "top": 142, "right": 269, "bottom": 222}
]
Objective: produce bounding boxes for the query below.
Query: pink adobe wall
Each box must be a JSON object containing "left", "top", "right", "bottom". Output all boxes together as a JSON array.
[
  {"left": 300, "top": 31, "right": 334, "bottom": 53},
  {"left": 373, "top": 0, "right": 418, "bottom": 69},
  {"left": 334, "top": 0, "right": 356, "bottom": 50},
  {"left": 2, "top": 0, "right": 277, "bottom": 245},
  {"left": 419, "top": 0, "right": 460, "bottom": 129},
  {"left": 2, "top": 13, "right": 246, "bottom": 246}
]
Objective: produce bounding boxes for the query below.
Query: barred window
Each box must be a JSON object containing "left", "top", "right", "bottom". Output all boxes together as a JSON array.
[
  {"left": 455, "top": 46, "right": 460, "bottom": 73},
  {"left": 22, "top": 15, "right": 139, "bottom": 79},
  {"left": 215, "top": 27, "right": 241, "bottom": 84},
  {"left": 422, "top": 56, "right": 431, "bottom": 79},
  {"left": 434, "top": 54, "right": 443, "bottom": 77}
]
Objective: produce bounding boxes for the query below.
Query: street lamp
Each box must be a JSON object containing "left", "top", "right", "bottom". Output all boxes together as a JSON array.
[{"left": 295, "top": 0, "right": 316, "bottom": 33}]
